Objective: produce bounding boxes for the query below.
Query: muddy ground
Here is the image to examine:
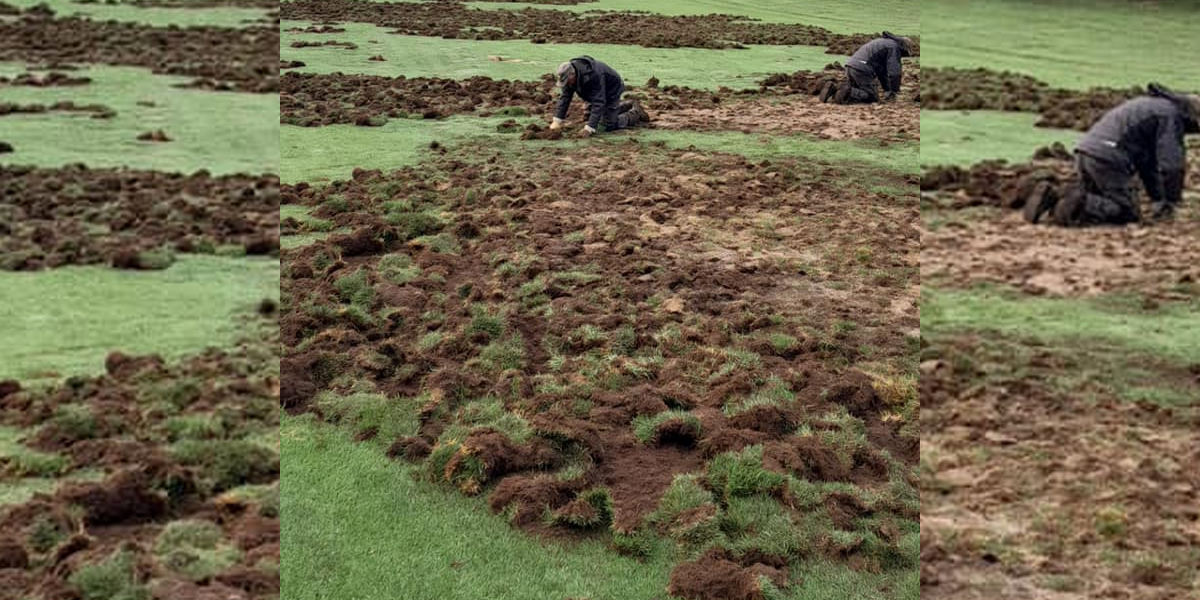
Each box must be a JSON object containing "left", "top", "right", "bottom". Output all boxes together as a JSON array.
[
  {"left": 280, "top": 0, "right": 918, "bottom": 53},
  {"left": 0, "top": 166, "right": 280, "bottom": 270},
  {"left": 281, "top": 141, "right": 919, "bottom": 594},
  {"left": 922, "top": 67, "right": 1198, "bottom": 131},
  {"left": 920, "top": 145, "right": 1200, "bottom": 300},
  {"left": 0, "top": 71, "right": 91, "bottom": 87},
  {"left": 0, "top": 4, "right": 278, "bottom": 93},
  {"left": 0, "top": 318, "right": 280, "bottom": 600},
  {"left": 921, "top": 61, "right": 1200, "bottom": 599},
  {"left": 280, "top": 65, "right": 920, "bottom": 141},
  {"left": 920, "top": 341, "right": 1200, "bottom": 600}
]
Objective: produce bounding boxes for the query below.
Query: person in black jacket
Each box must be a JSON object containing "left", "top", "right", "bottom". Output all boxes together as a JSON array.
[
  {"left": 1024, "top": 84, "right": 1200, "bottom": 226},
  {"left": 820, "top": 32, "right": 913, "bottom": 104},
  {"left": 550, "top": 56, "right": 647, "bottom": 137}
]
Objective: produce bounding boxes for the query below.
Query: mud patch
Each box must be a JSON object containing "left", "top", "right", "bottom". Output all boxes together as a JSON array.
[
  {"left": 280, "top": 0, "right": 909, "bottom": 52},
  {"left": 0, "top": 165, "right": 279, "bottom": 270}
]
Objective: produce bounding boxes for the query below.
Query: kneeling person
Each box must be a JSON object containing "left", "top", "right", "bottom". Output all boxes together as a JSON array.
[
  {"left": 1025, "top": 84, "right": 1200, "bottom": 226},
  {"left": 550, "top": 56, "right": 647, "bottom": 137},
  {"left": 820, "top": 32, "right": 913, "bottom": 105}
]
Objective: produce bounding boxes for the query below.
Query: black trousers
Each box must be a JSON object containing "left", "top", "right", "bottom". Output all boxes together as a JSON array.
[
  {"left": 1055, "top": 153, "right": 1139, "bottom": 226},
  {"left": 842, "top": 66, "right": 880, "bottom": 104}
]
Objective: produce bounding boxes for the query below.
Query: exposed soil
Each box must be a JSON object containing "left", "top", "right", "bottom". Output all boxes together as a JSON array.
[
  {"left": 667, "top": 547, "right": 788, "bottom": 600},
  {"left": 0, "top": 100, "right": 115, "bottom": 119},
  {"left": 0, "top": 5, "right": 278, "bottom": 93},
  {"left": 280, "top": 68, "right": 921, "bottom": 141},
  {"left": 0, "top": 165, "right": 280, "bottom": 270},
  {"left": 280, "top": 140, "right": 919, "bottom": 588},
  {"left": 0, "top": 325, "right": 280, "bottom": 600},
  {"left": 0, "top": 71, "right": 91, "bottom": 87},
  {"left": 920, "top": 338, "right": 1200, "bottom": 600},
  {"left": 920, "top": 146, "right": 1200, "bottom": 299},
  {"left": 279, "top": 0, "right": 917, "bottom": 53},
  {"left": 289, "top": 39, "right": 358, "bottom": 50},
  {"left": 921, "top": 67, "right": 1187, "bottom": 131},
  {"left": 136, "top": 129, "right": 172, "bottom": 142}
]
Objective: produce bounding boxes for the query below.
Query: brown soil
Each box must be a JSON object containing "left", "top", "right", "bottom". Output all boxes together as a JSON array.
[
  {"left": 290, "top": 39, "right": 358, "bottom": 50},
  {"left": 921, "top": 339, "right": 1200, "bottom": 600},
  {"left": 136, "top": 129, "right": 172, "bottom": 142},
  {"left": 279, "top": 0, "right": 916, "bottom": 53},
  {"left": 280, "top": 68, "right": 921, "bottom": 141},
  {"left": 920, "top": 147, "right": 1200, "bottom": 299},
  {"left": 667, "top": 547, "right": 788, "bottom": 600},
  {"left": 0, "top": 326, "right": 280, "bottom": 600},
  {"left": 0, "top": 100, "right": 115, "bottom": 119},
  {"left": 0, "top": 165, "right": 280, "bottom": 270},
  {"left": 280, "top": 140, "right": 919, "bottom": 575},
  {"left": 0, "top": 4, "right": 278, "bottom": 93},
  {"left": 921, "top": 67, "right": 1183, "bottom": 131},
  {"left": 0, "top": 71, "right": 91, "bottom": 87}
]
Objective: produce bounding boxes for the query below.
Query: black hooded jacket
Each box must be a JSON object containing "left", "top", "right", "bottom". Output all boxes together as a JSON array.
[
  {"left": 555, "top": 56, "right": 625, "bottom": 130},
  {"left": 847, "top": 32, "right": 910, "bottom": 93},
  {"left": 1078, "top": 84, "right": 1199, "bottom": 205}
]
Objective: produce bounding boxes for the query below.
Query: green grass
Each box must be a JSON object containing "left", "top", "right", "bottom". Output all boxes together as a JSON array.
[
  {"left": 281, "top": 415, "right": 676, "bottom": 600},
  {"left": 923, "top": 288, "right": 1200, "bottom": 366},
  {"left": 2, "top": 0, "right": 268, "bottom": 27},
  {"left": 284, "top": 119, "right": 917, "bottom": 184},
  {"left": 784, "top": 560, "right": 918, "bottom": 600},
  {"left": 919, "top": 110, "right": 1080, "bottom": 167},
  {"left": 0, "top": 63, "right": 277, "bottom": 175},
  {"left": 281, "top": 22, "right": 843, "bottom": 89},
  {"left": 462, "top": 0, "right": 919, "bottom": 33},
  {"left": 923, "top": 287, "right": 1200, "bottom": 406},
  {"left": 0, "top": 256, "right": 279, "bottom": 382},
  {"left": 921, "top": 0, "right": 1200, "bottom": 89}
]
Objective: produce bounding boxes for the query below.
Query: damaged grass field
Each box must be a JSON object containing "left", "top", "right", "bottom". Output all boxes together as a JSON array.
[
  {"left": 278, "top": 0, "right": 920, "bottom": 598},
  {"left": 919, "top": 1, "right": 1200, "bottom": 598},
  {"left": 0, "top": 0, "right": 281, "bottom": 599}
]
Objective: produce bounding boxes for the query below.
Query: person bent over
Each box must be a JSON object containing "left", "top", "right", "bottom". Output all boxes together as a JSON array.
[
  {"left": 1025, "top": 84, "right": 1200, "bottom": 226},
  {"left": 550, "top": 56, "right": 648, "bottom": 137},
  {"left": 820, "top": 32, "right": 913, "bottom": 105}
]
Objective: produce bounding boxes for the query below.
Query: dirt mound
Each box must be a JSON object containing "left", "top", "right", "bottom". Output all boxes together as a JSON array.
[
  {"left": 280, "top": 140, "right": 919, "bottom": 570},
  {"left": 0, "top": 71, "right": 91, "bottom": 86},
  {"left": 921, "top": 337, "right": 1200, "bottom": 599},
  {"left": 0, "top": 330, "right": 280, "bottom": 600},
  {"left": 922, "top": 67, "right": 1167, "bottom": 131},
  {"left": 0, "top": 100, "right": 115, "bottom": 119},
  {"left": 280, "top": 0, "right": 880, "bottom": 51},
  {"left": 290, "top": 39, "right": 358, "bottom": 50},
  {"left": 0, "top": 165, "right": 279, "bottom": 270},
  {"left": 136, "top": 129, "right": 172, "bottom": 142},
  {"left": 280, "top": 72, "right": 732, "bottom": 127},
  {"left": 280, "top": 70, "right": 919, "bottom": 141},
  {"left": 667, "top": 547, "right": 789, "bottom": 600},
  {"left": 0, "top": 6, "right": 278, "bottom": 93}
]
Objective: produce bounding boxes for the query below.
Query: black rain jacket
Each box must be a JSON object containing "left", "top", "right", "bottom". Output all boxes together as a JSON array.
[
  {"left": 846, "top": 32, "right": 910, "bottom": 93},
  {"left": 554, "top": 56, "right": 625, "bottom": 130},
  {"left": 1078, "top": 84, "right": 1200, "bottom": 205}
]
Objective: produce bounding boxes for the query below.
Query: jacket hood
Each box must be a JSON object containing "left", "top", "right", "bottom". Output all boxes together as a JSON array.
[
  {"left": 882, "top": 31, "right": 912, "bottom": 57},
  {"left": 1148, "top": 82, "right": 1200, "bottom": 132}
]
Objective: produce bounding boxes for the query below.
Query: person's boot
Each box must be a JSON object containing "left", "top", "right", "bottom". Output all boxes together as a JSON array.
[
  {"left": 818, "top": 80, "right": 836, "bottom": 103},
  {"left": 832, "top": 82, "right": 852, "bottom": 104},
  {"left": 629, "top": 99, "right": 650, "bottom": 124},
  {"left": 1148, "top": 203, "right": 1176, "bottom": 223},
  {"left": 1022, "top": 181, "right": 1059, "bottom": 224}
]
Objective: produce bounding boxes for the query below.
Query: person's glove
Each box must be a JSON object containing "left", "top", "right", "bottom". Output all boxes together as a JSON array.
[
  {"left": 549, "top": 117, "right": 563, "bottom": 131},
  {"left": 580, "top": 125, "right": 596, "bottom": 137},
  {"left": 883, "top": 91, "right": 898, "bottom": 102}
]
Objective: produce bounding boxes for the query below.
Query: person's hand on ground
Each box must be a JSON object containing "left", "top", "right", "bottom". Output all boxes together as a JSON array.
[{"left": 549, "top": 117, "right": 563, "bottom": 131}]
